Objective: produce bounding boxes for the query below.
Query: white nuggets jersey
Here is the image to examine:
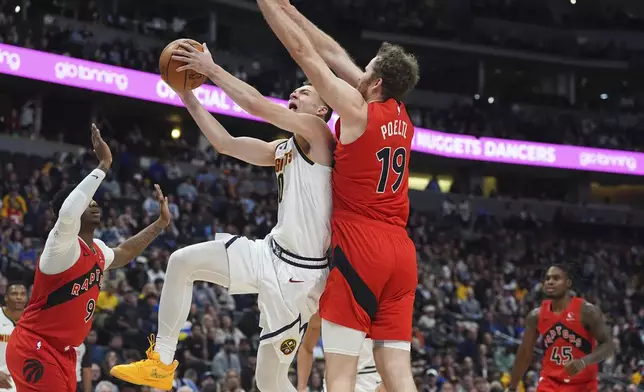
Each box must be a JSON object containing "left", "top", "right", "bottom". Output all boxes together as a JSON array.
[
  {"left": 270, "top": 137, "right": 332, "bottom": 257},
  {"left": 0, "top": 308, "right": 15, "bottom": 391},
  {"left": 0, "top": 309, "right": 15, "bottom": 373}
]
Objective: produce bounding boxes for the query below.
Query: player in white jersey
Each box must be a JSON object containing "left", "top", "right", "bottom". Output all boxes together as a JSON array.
[
  {"left": 111, "top": 41, "right": 335, "bottom": 392},
  {"left": 297, "top": 313, "right": 385, "bottom": 392},
  {"left": 0, "top": 282, "right": 27, "bottom": 392},
  {"left": 74, "top": 342, "right": 92, "bottom": 392}
]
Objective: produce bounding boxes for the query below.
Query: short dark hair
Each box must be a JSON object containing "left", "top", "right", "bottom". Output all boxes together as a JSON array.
[
  {"left": 545, "top": 263, "right": 573, "bottom": 281},
  {"left": 303, "top": 80, "right": 333, "bottom": 122},
  {"left": 373, "top": 42, "right": 420, "bottom": 101},
  {"left": 51, "top": 184, "right": 77, "bottom": 216},
  {"left": 6, "top": 281, "right": 26, "bottom": 291}
]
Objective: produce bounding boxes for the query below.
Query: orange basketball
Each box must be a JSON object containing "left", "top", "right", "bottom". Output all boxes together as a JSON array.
[{"left": 159, "top": 39, "right": 207, "bottom": 93}]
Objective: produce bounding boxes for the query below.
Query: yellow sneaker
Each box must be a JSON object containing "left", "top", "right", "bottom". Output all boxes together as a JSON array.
[{"left": 110, "top": 335, "right": 178, "bottom": 391}]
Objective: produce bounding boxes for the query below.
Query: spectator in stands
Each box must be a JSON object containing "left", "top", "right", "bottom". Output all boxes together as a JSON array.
[{"left": 212, "top": 338, "right": 242, "bottom": 380}]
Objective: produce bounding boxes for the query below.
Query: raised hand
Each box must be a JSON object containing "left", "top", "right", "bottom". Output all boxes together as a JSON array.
[
  {"left": 91, "top": 123, "right": 112, "bottom": 170},
  {"left": 154, "top": 184, "right": 172, "bottom": 227},
  {"left": 172, "top": 42, "right": 215, "bottom": 76}
]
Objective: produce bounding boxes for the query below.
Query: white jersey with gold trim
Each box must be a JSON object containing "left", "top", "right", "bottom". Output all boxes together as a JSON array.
[
  {"left": 0, "top": 308, "right": 16, "bottom": 392},
  {"left": 269, "top": 137, "right": 332, "bottom": 258}
]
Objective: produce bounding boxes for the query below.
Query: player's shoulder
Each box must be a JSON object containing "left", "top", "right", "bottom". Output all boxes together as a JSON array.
[
  {"left": 579, "top": 298, "right": 603, "bottom": 323},
  {"left": 526, "top": 306, "right": 541, "bottom": 327}
]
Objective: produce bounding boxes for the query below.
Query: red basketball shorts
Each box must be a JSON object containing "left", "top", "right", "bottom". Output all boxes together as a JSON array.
[
  {"left": 319, "top": 214, "right": 417, "bottom": 341},
  {"left": 537, "top": 376, "right": 598, "bottom": 392},
  {"left": 6, "top": 326, "right": 77, "bottom": 392}
]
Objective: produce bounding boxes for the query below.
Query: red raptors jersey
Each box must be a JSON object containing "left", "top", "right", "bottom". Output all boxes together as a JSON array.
[
  {"left": 333, "top": 99, "right": 414, "bottom": 228},
  {"left": 537, "top": 297, "right": 598, "bottom": 383},
  {"left": 18, "top": 239, "right": 105, "bottom": 351}
]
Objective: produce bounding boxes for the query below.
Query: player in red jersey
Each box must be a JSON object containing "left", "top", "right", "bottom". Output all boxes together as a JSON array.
[
  {"left": 508, "top": 265, "right": 615, "bottom": 392},
  {"left": 6, "top": 125, "right": 172, "bottom": 392},
  {"left": 256, "top": 0, "right": 420, "bottom": 391}
]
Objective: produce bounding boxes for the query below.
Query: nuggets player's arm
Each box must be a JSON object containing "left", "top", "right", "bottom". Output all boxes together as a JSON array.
[
  {"left": 281, "top": 4, "right": 363, "bottom": 87},
  {"left": 182, "top": 91, "right": 284, "bottom": 166},
  {"left": 257, "top": 0, "right": 368, "bottom": 131},
  {"left": 580, "top": 301, "right": 614, "bottom": 365},
  {"left": 508, "top": 307, "right": 540, "bottom": 390},
  {"left": 297, "top": 313, "right": 321, "bottom": 392},
  {"left": 39, "top": 168, "right": 107, "bottom": 275},
  {"left": 203, "top": 62, "right": 333, "bottom": 152}
]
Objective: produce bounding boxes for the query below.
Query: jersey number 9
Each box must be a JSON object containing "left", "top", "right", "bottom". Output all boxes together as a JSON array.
[
  {"left": 376, "top": 147, "right": 407, "bottom": 193},
  {"left": 85, "top": 299, "right": 96, "bottom": 323}
]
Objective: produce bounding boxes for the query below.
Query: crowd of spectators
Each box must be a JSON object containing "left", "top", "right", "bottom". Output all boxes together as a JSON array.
[
  {"left": 1, "top": 3, "right": 644, "bottom": 389},
  {"left": 0, "top": 128, "right": 643, "bottom": 392}
]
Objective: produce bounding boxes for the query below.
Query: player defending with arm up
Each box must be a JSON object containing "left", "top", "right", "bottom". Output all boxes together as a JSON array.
[
  {"left": 256, "top": 1, "right": 419, "bottom": 392},
  {"left": 6, "top": 125, "right": 172, "bottom": 392},
  {"left": 508, "top": 265, "right": 614, "bottom": 392}
]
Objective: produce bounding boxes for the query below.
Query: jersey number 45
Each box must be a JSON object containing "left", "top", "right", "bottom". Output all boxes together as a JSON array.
[{"left": 550, "top": 346, "right": 573, "bottom": 365}]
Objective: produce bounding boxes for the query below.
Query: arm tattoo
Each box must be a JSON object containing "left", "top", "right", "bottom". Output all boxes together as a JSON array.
[
  {"left": 580, "top": 301, "right": 614, "bottom": 365},
  {"left": 109, "top": 221, "right": 165, "bottom": 269}
]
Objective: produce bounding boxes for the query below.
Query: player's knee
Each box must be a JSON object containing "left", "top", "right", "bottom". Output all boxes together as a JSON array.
[
  {"left": 167, "top": 248, "right": 195, "bottom": 280},
  {"left": 373, "top": 344, "right": 414, "bottom": 392},
  {"left": 168, "top": 247, "right": 189, "bottom": 267}
]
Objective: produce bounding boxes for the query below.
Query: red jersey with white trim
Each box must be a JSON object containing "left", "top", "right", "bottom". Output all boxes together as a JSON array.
[
  {"left": 333, "top": 98, "right": 414, "bottom": 228},
  {"left": 18, "top": 239, "right": 105, "bottom": 351},
  {"left": 537, "top": 297, "right": 598, "bottom": 383}
]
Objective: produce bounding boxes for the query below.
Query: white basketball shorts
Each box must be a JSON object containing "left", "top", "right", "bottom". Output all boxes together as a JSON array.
[{"left": 216, "top": 233, "right": 329, "bottom": 363}]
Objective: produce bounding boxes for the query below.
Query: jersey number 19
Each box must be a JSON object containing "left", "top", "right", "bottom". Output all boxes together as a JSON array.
[{"left": 376, "top": 147, "right": 407, "bottom": 193}]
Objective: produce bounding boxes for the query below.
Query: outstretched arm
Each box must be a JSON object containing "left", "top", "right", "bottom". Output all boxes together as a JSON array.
[
  {"left": 181, "top": 90, "right": 284, "bottom": 167},
  {"left": 256, "top": 0, "right": 367, "bottom": 127},
  {"left": 508, "top": 308, "right": 540, "bottom": 391},
  {"left": 281, "top": 2, "right": 363, "bottom": 87},
  {"left": 40, "top": 125, "right": 112, "bottom": 275},
  {"left": 106, "top": 184, "right": 172, "bottom": 270},
  {"left": 297, "top": 313, "right": 322, "bottom": 392},
  {"left": 172, "top": 42, "right": 330, "bottom": 147}
]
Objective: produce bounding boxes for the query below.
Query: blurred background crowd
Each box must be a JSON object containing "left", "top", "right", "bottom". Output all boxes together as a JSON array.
[{"left": 0, "top": 0, "right": 644, "bottom": 391}]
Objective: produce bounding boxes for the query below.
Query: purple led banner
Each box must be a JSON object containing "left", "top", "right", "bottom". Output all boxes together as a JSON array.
[{"left": 1, "top": 43, "right": 642, "bottom": 175}]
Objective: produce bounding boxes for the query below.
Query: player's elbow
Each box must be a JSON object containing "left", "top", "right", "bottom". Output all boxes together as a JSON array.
[
  {"left": 299, "top": 343, "right": 315, "bottom": 356},
  {"left": 603, "top": 338, "right": 616, "bottom": 356}
]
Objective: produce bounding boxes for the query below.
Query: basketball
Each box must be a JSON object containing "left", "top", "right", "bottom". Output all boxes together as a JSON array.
[{"left": 159, "top": 39, "right": 207, "bottom": 93}]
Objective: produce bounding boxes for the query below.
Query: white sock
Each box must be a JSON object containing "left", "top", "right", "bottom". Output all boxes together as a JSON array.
[
  {"left": 155, "top": 335, "right": 177, "bottom": 366},
  {"left": 153, "top": 240, "right": 231, "bottom": 366}
]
